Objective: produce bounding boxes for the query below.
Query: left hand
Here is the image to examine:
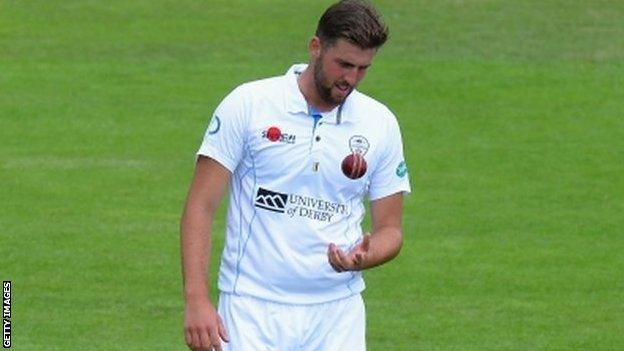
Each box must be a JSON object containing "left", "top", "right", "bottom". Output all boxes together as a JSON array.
[{"left": 327, "top": 234, "right": 371, "bottom": 272}]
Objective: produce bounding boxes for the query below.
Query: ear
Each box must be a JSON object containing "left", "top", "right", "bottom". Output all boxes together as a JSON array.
[{"left": 309, "top": 36, "right": 321, "bottom": 59}]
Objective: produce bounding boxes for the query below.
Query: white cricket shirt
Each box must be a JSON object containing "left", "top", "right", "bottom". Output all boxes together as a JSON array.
[{"left": 197, "top": 64, "right": 411, "bottom": 304}]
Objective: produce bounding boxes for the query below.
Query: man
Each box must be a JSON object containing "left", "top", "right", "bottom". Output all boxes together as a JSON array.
[{"left": 181, "top": 1, "right": 411, "bottom": 350}]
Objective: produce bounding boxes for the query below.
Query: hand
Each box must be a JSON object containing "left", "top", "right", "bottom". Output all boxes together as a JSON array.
[
  {"left": 327, "top": 234, "right": 371, "bottom": 272},
  {"left": 184, "top": 297, "right": 229, "bottom": 351}
]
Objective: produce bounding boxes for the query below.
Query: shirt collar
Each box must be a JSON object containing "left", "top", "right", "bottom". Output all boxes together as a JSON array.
[
  {"left": 285, "top": 64, "right": 309, "bottom": 115},
  {"left": 284, "top": 64, "right": 357, "bottom": 124}
]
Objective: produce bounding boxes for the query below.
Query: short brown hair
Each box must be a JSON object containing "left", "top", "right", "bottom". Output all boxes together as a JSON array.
[{"left": 315, "top": 0, "right": 389, "bottom": 49}]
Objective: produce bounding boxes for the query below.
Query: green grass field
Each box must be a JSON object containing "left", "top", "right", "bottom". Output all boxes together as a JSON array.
[{"left": 1, "top": 0, "right": 623, "bottom": 350}]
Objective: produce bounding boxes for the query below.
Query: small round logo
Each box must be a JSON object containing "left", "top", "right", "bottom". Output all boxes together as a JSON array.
[
  {"left": 396, "top": 161, "right": 408, "bottom": 178},
  {"left": 208, "top": 116, "right": 221, "bottom": 135},
  {"left": 266, "top": 127, "right": 282, "bottom": 142}
]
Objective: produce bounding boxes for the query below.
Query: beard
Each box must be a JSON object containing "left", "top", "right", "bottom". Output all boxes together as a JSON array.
[{"left": 313, "top": 57, "right": 353, "bottom": 107}]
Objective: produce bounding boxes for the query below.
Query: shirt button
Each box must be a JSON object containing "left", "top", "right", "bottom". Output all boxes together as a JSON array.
[{"left": 315, "top": 136, "right": 321, "bottom": 142}]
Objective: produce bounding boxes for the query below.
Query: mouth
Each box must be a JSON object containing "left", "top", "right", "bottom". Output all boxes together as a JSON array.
[{"left": 335, "top": 83, "right": 352, "bottom": 93}]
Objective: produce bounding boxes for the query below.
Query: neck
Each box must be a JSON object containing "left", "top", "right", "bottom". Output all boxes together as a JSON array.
[{"left": 297, "top": 65, "right": 336, "bottom": 112}]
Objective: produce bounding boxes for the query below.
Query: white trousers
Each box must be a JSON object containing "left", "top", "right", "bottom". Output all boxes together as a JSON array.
[{"left": 218, "top": 293, "right": 366, "bottom": 351}]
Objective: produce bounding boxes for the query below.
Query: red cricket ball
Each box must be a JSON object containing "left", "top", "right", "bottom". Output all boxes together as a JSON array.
[{"left": 341, "top": 153, "right": 367, "bottom": 179}]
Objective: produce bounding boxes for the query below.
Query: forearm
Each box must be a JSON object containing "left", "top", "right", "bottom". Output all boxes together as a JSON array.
[
  {"left": 362, "top": 226, "right": 403, "bottom": 270},
  {"left": 180, "top": 157, "right": 231, "bottom": 304},
  {"left": 180, "top": 202, "right": 214, "bottom": 301}
]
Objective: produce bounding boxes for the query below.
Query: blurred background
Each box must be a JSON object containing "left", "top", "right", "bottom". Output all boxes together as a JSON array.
[{"left": 1, "top": 0, "right": 622, "bottom": 349}]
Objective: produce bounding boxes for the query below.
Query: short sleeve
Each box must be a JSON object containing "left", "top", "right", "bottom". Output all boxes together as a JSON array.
[
  {"left": 368, "top": 115, "right": 412, "bottom": 201},
  {"left": 196, "top": 86, "right": 248, "bottom": 172}
]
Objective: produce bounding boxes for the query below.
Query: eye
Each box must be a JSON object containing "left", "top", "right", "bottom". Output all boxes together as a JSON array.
[{"left": 339, "top": 61, "right": 355, "bottom": 69}]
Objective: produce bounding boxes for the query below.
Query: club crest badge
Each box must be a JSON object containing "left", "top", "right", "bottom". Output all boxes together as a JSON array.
[
  {"left": 349, "top": 135, "right": 369, "bottom": 155},
  {"left": 342, "top": 135, "right": 369, "bottom": 180}
]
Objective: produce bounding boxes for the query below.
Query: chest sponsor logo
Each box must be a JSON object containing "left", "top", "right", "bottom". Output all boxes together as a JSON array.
[
  {"left": 262, "top": 126, "right": 296, "bottom": 144},
  {"left": 255, "top": 187, "right": 288, "bottom": 213},
  {"left": 254, "top": 187, "right": 347, "bottom": 222}
]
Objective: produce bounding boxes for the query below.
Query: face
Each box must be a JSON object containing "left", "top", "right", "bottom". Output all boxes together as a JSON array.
[{"left": 310, "top": 38, "right": 377, "bottom": 107}]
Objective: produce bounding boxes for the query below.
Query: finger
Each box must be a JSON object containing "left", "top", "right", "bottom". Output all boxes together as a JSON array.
[
  {"left": 327, "top": 244, "right": 345, "bottom": 272},
  {"left": 334, "top": 246, "right": 351, "bottom": 267},
  {"left": 193, "top": 331, "right": 206, "bottom": 351},
  {"left": 188, "top": 329, "right": 200, "bottom": 350},
  {"left": 327, "top": 244, "right": 339, "bottom": 265},
  {"left": 361, "top": 234, "right": 371, "bottom": 252},
  {"left": 338, "top": 252, "right": 355, "bottom": 271},
  {"left": 329, "top": 251, "right": 342, "bottom": 271},
  {"left": 327, "top": 243, "right": 335, "bottom": 256},
  {"left": 354, "top": 252, "right": 363, "bottom": 267},
  {"left": 185, "top": 329, "right": 193, "bottom": 348},
  {"left": 218, "top": 317, "right": 230, "bottom": 343},
  {"left": 329, "top": 260, "right": 343, "bottom": 272},
  {"left": 327, "top": 243, "right": 335, "bottom": 263},
  {"left": 209, "top": 328, "right": 223, "bottom": 351},
  {"left": 199, "top": 328, "right": 212, "bottom": 351},
  {"left": 331, "top": 246, "right": 346, "bottom": 267},
  {"left": 197, "top": 331, "right": 207, "bottom": 350}
]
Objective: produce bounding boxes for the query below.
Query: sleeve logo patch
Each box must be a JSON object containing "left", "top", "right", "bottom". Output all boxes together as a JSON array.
[
  {"left": 396, "top": 161, "right": 408, "bottom": 178},
  {"left": 208, "top": 115, "right": 221, "bottom": 135}
]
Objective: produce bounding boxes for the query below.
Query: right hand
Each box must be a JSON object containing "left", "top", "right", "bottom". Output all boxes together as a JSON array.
[{"left": 184, "top": 298, "right": 229, "bottom": 351}]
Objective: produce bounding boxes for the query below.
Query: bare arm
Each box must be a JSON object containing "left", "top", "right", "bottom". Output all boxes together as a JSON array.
[
  {"left": 181, "top": 156, "right": 231, "bottom": 351},
  {"left": 363, "top": 192, "right": 404, "bottom": 268},
  {"left": 328, "top": 192, "right": 404, "bottom": 271}
]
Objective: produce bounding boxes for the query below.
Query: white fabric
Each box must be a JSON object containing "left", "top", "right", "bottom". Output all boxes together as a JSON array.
[
  {"left": 218, "top": 292, "right": 365, "bottom": 351},
  {"left": 197, "top": 64, "right": 411, "bottom": 304}
]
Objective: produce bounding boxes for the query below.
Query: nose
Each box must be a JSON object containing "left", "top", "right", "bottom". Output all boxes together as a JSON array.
[{"left": 343, "top": 67, "right": 358, "bottom": 86}]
